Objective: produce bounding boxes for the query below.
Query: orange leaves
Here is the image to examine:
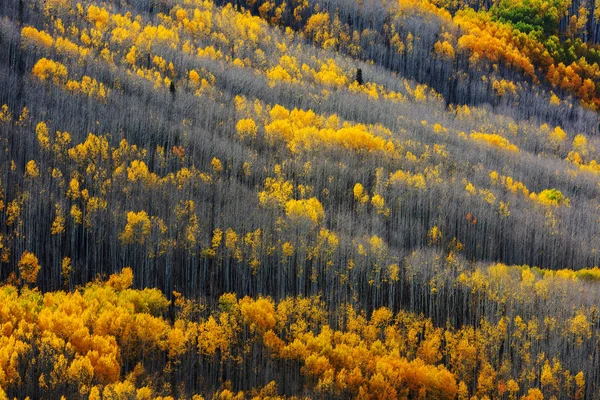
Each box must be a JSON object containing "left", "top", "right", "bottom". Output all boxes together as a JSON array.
[
  {"left": 107, "top": 267, "right": 134, "bottom": 290},
  {"left": 0, "top": 264, "right": 595, "bottom": 398},
  {"left": 18, "top": 251, "right": 41, "bottom": 284},
  {"left": 198, "top": 316, "right": 230, "bottom": 356},
  {"left": 240, "top": 296, "right": 277, "bottom": 332},
  {"left": 269, "top": 304, "right": 460, "bottom": 399},
  {"left": 455, "top": 10, "right": 537, "bottom": 78}
]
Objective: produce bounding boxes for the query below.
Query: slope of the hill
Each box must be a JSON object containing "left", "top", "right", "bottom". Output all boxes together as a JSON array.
[{"left": 0, "top": 0, "right": 599, "bottom": 398}]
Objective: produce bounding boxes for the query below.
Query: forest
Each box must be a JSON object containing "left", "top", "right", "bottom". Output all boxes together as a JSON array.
[{"left": 0, "top": 0, "right": 600, "bottom": 397}]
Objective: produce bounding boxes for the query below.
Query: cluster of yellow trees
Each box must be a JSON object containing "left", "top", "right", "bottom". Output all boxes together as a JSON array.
[
  {"left": 0, "top": 268, "right": 592, "bottom": 398},
  {"left": 236, "top": 102, "right": 397, "bottom": 155}
]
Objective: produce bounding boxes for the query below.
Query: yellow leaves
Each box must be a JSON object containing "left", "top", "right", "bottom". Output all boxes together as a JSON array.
[
  {"left": 70, "top": 204, "right": 83, "bottom": 224},
  {"left": 6, "top": 198, "right": 21, "bottom": 227},
  {"left": 258, "top": 176, "right": 293, "bottom": 208},
  {"left": 36, "top": 121, "right": 51, "bottom": 151},
  {"left": 107, "top": 267, "right": 134, "bottom": 291},
  {"left": 25, "top": 160, "right": 40, "bottom": 178},
  {"left": 236, "top": 118, "right": 257, "bottom": 139},
  {"left": 572, "top": 134, "right": 588, "bottom": 155},
  {"left": 66, "top": 76, "right": 108, "bottom": 100},
  {"left": 434, "top": 40, "right": 455, "bottom": 58},
  {"left": 304, "top": 13, "right": 336, "bottom": 49},
  {"left": 0, "top": 104, "right": 12, "bottom": 123},
  {"left": 188, "top": 69, "right": 201, "bottom": 86},
  {"left": 175, "top": 200, "right": 199, "bottom": 248},
  {"left": 427, "top": 226, "right": 442, "bottom": 245},
  {"left": 68, "top": 133, "right": 110, "bottom": 165},
  {"left": 203, "top": 228, "right": 223, "bottom": 258},
  {"left": 51, "top": 203, "right": 66, "bottom": 235},
  {"left": 388, "top": 170, "right": 426, "bottom": 190},
  {"left": 32, "top": 58, "right": 68, "bottom": 84},
  {"left": 67, "top": 177, "right": 80, "bottom": 200},
  {"left": 55, "top": 37, "right": 89, "bottom": 58},
  {"left": 0, "top": 334, "right": 29, "bottom": 388},
  {"left": 369, "top": 235, "right": 385, "bottom": 255},
  {"left": 125, "top": 45, "right": 138, "bottom": 66},
  {"left": 266, "top": 65, "right": 293, "bottom": 85},
  {"left": 127, "top": 160, "right": 151, "bottom": 183},
  {"left": 21, "top": 26, "right": 54, "bottom": 48},
  {"left": 412, "top": 84, "right": 428, "bottom": 102},
  {"left": 61, "top": 257, "right": 72, "bottom": 285},
  {"left": 520, "top": 267, "right": 536, "bottom": 289},
  {"left": 455, "top": 11, "right": 536, "bottom": 78},
  {"left": 197, "top": 45, "right": 222, "bottom": 60},
  {"left": 303, "top": 354, "right": 331, "bottom": 378},
  {"left": 370, "top": 194, "right": 384, "bottom": 210},
  {"left": 569, "top": 311, "right": 592, "bottom": 345},
  {"left": 18, "top": 251, "right": 41, "bottom": 284},
  {"left": 353, "top": 183, "right": 369, "bottom": 204},
  {"left": 465, "top": 182, "right": 476, "bottom": 195},
  {"left": 470, "top": 132, "right": 519, "bottom": 152},
  {"left": 67, "top": 355, "right": 94, "bottom": 387},
  {"left": 284, "top": 198, "right": 325, "bottom": 226},
  {"left": 166, "top": 326, "right": 188, "bottom": 359},
  {"left": 240, "top": 297, "right": 277, "bottom": 332},
  {"left": 575, "top": 372, "right": 585, "bottom": 399},
  {"left": 225, "top": 229, "right": 238, "bottom": 251},
  {"left": 498, "top": 201, "right": 510, "bottom": 217},
  {"left": 491, "top": 79, "right": 517, "bottom": 96},
  {"left": 387, "top": 264, "right": 400, "bottom": 281},
  {"left": 312, "top": 59, "right": 349, "bottom": 87},
  {"left": 269, "top": 104, "right": 290, "bottom": 120},
  {"left": 211, "top": 157, "right": 223, "bottom": 173},
  {"left": 119, "top": 211, "right": 151, "bottom": 245},
  {"left": 282, "top": 242, "right": 294, "bottom": 257},
  {"left": 86, "top": 5, "right": 109, "bottom": 31},
  {"left": 549, "top": 126, "right": 567, "bottom": 144},
  {"left": 490, "top": 173, "right": 530, "bottom": 197},
  {"left": 432, "top": 123, "right": 447, "bottom": 135},
  {"left": 533, "top": 188, "right": 567, "bottom": 207},
  {"left": 212, "top": 228, "right": 223, "bottom": 248},
  {"left": 522, "top": 388, "right": 544, "bottom": 400}
]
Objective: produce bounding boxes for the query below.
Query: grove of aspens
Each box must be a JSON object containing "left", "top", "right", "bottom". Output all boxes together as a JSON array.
[{"left": 0, "top": 0, "right": 600, "bottom": 397}]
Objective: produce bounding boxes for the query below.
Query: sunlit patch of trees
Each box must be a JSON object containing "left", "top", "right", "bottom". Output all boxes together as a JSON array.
[{"left": 0, "top": 267, "right": 596, "bottom": 398}]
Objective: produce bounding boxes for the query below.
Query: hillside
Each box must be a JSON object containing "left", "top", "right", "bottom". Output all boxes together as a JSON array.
[{"left": 0, "top": 0, "right": 600, "bottom": 398}]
